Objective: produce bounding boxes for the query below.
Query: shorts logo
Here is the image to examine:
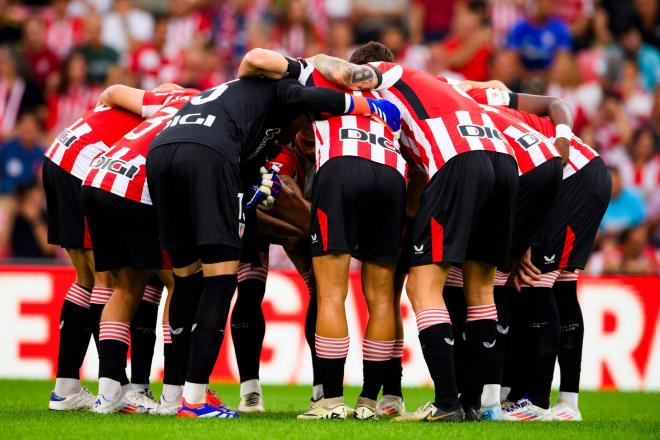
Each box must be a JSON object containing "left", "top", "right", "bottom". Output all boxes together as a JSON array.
[
  {"left": 483, "top": 340, "right": 496, "bottom": 349},
  {"left": 311, "top": 233, "right": 318, "bottom": 243},
  {"left": 414, "top": 244, "right": 424, "bottom": 254},
  {"left": 339, "top": 128, "right": 396, "bottom": 151},
  {"left": 444, "top": 338, "right": 454, "bottom": 346},
  {"left": 170, "top": 327, "right": 183, "bottom": 335},
  {"left": 458, "top": 124, "right": 504, "bottom": 141},
  {"left": 497, "top": 325, "right": 509, "bottom": 335},
  {"left": 191, "top": 323, "right": 198, "bottom": 333},
  {"left": 60, "top": 320, "right": 64, "bottom": 330},
  {"left": 544, "top": 254, "right": 556, "bottom": 264}
]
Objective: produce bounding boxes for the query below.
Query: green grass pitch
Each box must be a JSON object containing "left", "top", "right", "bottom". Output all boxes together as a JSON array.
[{"left": 1, "top": 380, "right": 659, "bottom": 439}]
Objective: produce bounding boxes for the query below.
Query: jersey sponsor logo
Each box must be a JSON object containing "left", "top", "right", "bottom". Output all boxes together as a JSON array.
[
  {"left": 165, "top": 113, "right": 216, "bottom": 128},
  {"left": 458, "top": 124, "right": 504, "bottom": 141},
  {"left": 90, "top": 156, "right": 140, "bottom": 179},
  {"left": 339, "top": 128, "right": 396, "bottom": 151},
  {"left": 55, "top": 120, "right": 93, "bottom": 149},
  {"left": 516, "top": 133, "right": 542, "bottom": 149},
  {"left": 247, "top": 128, "right": 282, "bottom": 161}
]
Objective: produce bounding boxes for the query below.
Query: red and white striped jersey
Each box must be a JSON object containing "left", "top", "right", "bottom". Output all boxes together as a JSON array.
[
  {"left": 304, "top": 68, "right": 407, "bottom": 178},
  {"left": 370, "top": 62, "right": 515, "bottom": 178},
  {"left": 83, "top": 88, "right": 199, "bottom": 205},
  {"left": 464, "top": 87, "right": 599, "bottom": 180},
  {"left": 45, "top": 105, "right": 144, "bottom": 181}
]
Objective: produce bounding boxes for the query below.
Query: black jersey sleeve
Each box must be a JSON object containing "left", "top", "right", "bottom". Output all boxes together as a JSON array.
[{"left": 276, "top": 78, "right": 346, "bottom": 115}]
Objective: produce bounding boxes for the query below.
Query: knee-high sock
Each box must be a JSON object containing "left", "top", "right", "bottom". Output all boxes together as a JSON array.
[
  {"left": 443, "top": 286, "right": 467, "bottom": 397},
  {"left": 554, "top": 280, "right": 583, "bottom": 395},
  {"left": 305, "top": 287, "right": 322, "bottom": 388},
  {"left": 382, "top": 339, "right": 404, "bottom": 398},
  {"left": 169, "top": 272, "right": 203, "bottom": 381},
  {"left": 416, "top": 308, "right": 459, "bottom": 410},
  {"left": 98, "top": 321, "right": 130, "bottom": 387},
  {"left": 231, "top": 277, "right": 266, "bottom": 384},
  {"left": 315, "top": 334, "right": 350, "bottom": 399},
  {"left": 503, "top": 286, "right": 525, "bottom": 402},
  {"left": 130, "top": 285, "right": 161, "bottom": 386},
  {"left": 185, "top": 275, "right": 237, "bottom": 384},
  {"left": 56, "top": 283, "right": 93, "bottom": 382},
  {"left": 360, "top": 339, "right": 394, "bottom": 401},
  {"left": 459, "top": 305, "right": 498, "bottom": 410},
  {"left": 162, "top": 322, "right": 182, "bottom": 386},
  {"left": 89, "top": 287, "right": 113, "bottom": 347}
]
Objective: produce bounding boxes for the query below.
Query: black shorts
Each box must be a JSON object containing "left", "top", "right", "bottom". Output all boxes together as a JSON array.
[
  {"left": 82, "top": 186, "right": 166, "bottom": 272},
  {"left": 395, "top": 217, "right": 416, "bottom": 275},
  {"left": 310, "top": 157, "right": 406, "bottom": 263},
  {"left": 510, "top": 158, "right": 563, "bottom": 260},
  {"left": 146, "top": 142, "right": 243, "bottom": 266},
  {"left": 42, "top": 159, "right": 90, "bottom": 249},
  {"left": 531, "top": 157, "right": 611, "bottom": 273},
  {"left": 409, "top": 151, "right": 518, "bottom": 268}
]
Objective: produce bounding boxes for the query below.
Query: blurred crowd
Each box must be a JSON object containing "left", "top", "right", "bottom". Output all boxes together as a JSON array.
[{"left": 0, "top": 0, "right": 658, "bottom": 274}]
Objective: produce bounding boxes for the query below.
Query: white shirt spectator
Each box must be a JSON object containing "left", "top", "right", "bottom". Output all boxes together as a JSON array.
[{"left": 102, "top": 7, "right": 154, "bottom": 56}]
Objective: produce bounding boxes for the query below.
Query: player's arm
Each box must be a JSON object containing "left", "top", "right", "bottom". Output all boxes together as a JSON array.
[
  {"left": 456, "top": 79, "right": 510, "bottom": 92},
  {"left": 273, "top": 174, "right": 311, "bottom": 234},
  {"left": 306, "top": 53, "right": 380, "bottom": 90},
  {"left": 98, "top": 84, "right": 145, "bottom": 115},
  {"left": 238, "top": 48, "right": 293, "bottom": 80},
  {"left": 516, "top": 94, "right": 573, "bottom": 164},
  {"left": 256, "top": 209, "right": 306, "bottom": 240}
]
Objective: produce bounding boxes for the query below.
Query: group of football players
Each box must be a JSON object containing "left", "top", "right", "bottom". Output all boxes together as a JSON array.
[{"left": 45, "top": 41, "right": 610, "bottom": 422}]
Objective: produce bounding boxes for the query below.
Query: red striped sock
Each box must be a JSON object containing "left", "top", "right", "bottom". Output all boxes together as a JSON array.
[
  {"left": 392, "top": 339, "right": 404, "bottom": 358},
  {"left": 315, "top": 334, "right": 350, "bottom": 359},
  {"left": 466, "top": 304, "right": 498, "bottom": 322},
  {"left": 363, "top": 338, "right": 395, "bottom": 361},
  {"left": 163, "top": 322, "right": 172, "bottom": 344},
  {"left": 64, "top": 283, "right": 92, "bottom": 309},
  {"left": 99, "top": 321, "right": 131, "bottom": 345},
  {"left": 142, "top": 285, "right": 163, "bottom": 305},
  {"left": 90, "top": 287, "right": 113, "bottom": 305},
  {"left": 415, "top": 307, "right": 451, "bottom": 331}
]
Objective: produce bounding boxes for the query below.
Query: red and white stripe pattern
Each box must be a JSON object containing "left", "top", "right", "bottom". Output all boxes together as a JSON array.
[
  {"left": 557, "top": 270, "right": 579, "bottom": 283},
  {"left": 415, "top": 308, "right": 451, "bottom": 332},
  {"left": 392, "top": 339, "right": 404, "bottom": 358},
  {"left": 562, "top": 137, "right": 599, "bottom": 180},
  {"left": 142, "top": 285, "right": 163, "bottom": 305},
  {"left": 99, "top": 321, "right": 131, "bottom": 345},
  {"left": 363, "top": 339, "right": 395, "bottom": 362},
  {"left": 90, "top": 287, "right": 113, "bottom": 305},
  {"left": 315, "top": 334, "right": 350, "bottom": 359},
  {"left": 520, "top": 271, "right": 561, "bottom": 289},
  {"left": 64, "top": 283, "right": 92, "bottom": 309},
  {"left": 237, "top": 258, "right": 270, "bottom": 283},
  {"left": 495, "top": 270, "right": 511, "bottom": 287},
  {"left": 466, "top": 304, "right": 498, "bottom": 322},
  {"left": 163, "top": 323, "right": 172, "bottom": 344},
  {"left": 445, "top": 266, "right": 463, "bottom": 287},
  {"left": 314, "top": 113, "right": 407, "bottom": 178}
]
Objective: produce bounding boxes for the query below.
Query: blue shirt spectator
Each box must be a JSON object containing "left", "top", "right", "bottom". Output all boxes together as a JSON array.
[
  {"left": 601, "top": 168, "right": 646, "bottom": 234},
  {"left": 0, "top": 113, "right": 45, "bottom": 194}
]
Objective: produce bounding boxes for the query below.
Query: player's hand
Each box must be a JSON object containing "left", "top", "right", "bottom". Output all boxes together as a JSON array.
[
  {"left": 554, "top": 137, "right": 570, "bottom": 165},
  {"left": 513, "top": 247, "right": 541, "bottom": 292},
  {"left": 245, "top": 167, "right": 282, "bottom": 209},
  {"left": 366, "top": 98, "right": 402, "bottom": 139}
]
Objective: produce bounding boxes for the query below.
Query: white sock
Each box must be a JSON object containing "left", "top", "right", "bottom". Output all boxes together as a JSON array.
[
  {"left": 162, "top": 384, "right": 183, "bottom": 403},
  {"left": 54, "top": 378, "right": 80, "bottom": 397},
  {"left": 240, "top": 379, "right": 262, "bottom": 397},
  {"left": 98, "top": 377, "right": 123, "bottom": 401},
  {"left": 182, "top": 382, "right": 208, "bottom": 404},
  {"left": 500, "top": 386, "right": 511, "bottom": 402},
  {"left": 312, "top": 384, "right": 324, "bottom": 401},
  {"left": 481, "top": 384, "right": 501, "bottom": 407},
  {"left": 557, "top": 391, "right": 579, "bottom": 409},
  {"left": 131, "top": 383, "right": 149, "bottom": 392}
]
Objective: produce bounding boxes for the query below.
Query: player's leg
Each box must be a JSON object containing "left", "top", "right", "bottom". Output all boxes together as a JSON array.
[
  {"left": 50, "top": 248, "right": 96, "bottom": 410},
  {"left": 355, "top": 261, "right": 396, "bottom": 419},
  {"left": 87, "top": 250, "right": 114, "bottom": 347},
  {"left": 232, "top": 251, "right": 269, "bottom": 413},
  {"left": 552, "top": 270, "right": 583, "bottom": 421}
]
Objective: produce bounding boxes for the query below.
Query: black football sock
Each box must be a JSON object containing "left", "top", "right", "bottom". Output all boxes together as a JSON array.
[
  {"left": 554, "top": 281, "right": 583, "bottom": 393},
  {"left": 443, "top": 286, "right": 467, "bottom": 397},
  {"left": 56, "top": 284, "right": 93, "bottom": 379},
  {"left": 459, "top": 305, "right": 498, "bottom": 410},
  {"left": 503, "top": 286, "right": 526, "bottom": 402},
  {"left": 130, "top": 299, "right": 159, "bottom": 385},
  {"left": 98, "top": 322, "right": 130, "bottom": 385},
  {"left": 315, "top": 334, "right": 349, "bottom": 399},
  {"left": 360, "top": 339, "right": 394, "bottom": 401},
  {"left": 522, "top": 287, "right": 560, "bottom": 409},
  {"left": 185, "top": 274, "right": 237, "bottom": 384},
  {"left": 416, "top": 319, "right": 459, "bottom": 410},
  {"left": 169, "top": 272, "right": 203, "bottom": 380},
  {"left": 163, "top": 323, "right": 182, "bottom": 386},
  {"left": 486, "top": 285, "right": 510, "bottom": 386},
  {"left": 305, "top": 289, "right": 322, "bottom": 388},
  {"left": 382, "top": 339, "right": 403, "bottom": 398},
  {"left": 231, "top": 278, "right": 266, "bottom": 384}
]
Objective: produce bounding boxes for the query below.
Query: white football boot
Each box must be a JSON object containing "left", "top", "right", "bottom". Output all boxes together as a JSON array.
[
  {"left": 376, "top": 395, "right": 406, "bottom": 417},
  {"left": 353, "top": 397, "right": 377, "bottom": 420},
  {"left": 297, "top": 397, "right": 350, "bottom": 420},
  {"left": 551, "top": 402, "right": 582, "bottom": 421},
  {"left": 502, "top": 399, "right": 553, "bottom": 421},
  {"left": 49, "top": 387, "right": 96, "bottom": 411}
]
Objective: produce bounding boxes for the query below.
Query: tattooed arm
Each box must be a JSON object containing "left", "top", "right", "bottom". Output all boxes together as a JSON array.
[{"left": 306, "top": 54, "right": 380, "bottom": 90}]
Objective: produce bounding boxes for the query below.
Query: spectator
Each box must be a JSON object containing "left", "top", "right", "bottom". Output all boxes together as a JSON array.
[
  {"left": 488, "top": 0, "right": 525, "bottom": 46},
  {"left": 411, "top": 0, "right": 456, "bottom": 42},
  {"left": 43, "top": 0, "right": 85, "bottom": 60},
  {"left": 506, "top": 0, "right": 572, "bottom": 72},
  {"left": 634, "top": 0, "right": 660, "bottom": 48},
  {"left": 380, "top": 24, "right": 428, "bottom": 71},
  {"left": 45, "top": 52, "right": 99, "bottom": 135},
  {"left": 440, "top": 0, "right": 493, "bottom": 81},
  {"left": 0, "top": 0, "right": 23, "bottom": 44},
  {"left": 489, "top": 49, "right": 522, "bottom": 91},
  {"left": 606, "top": 24, "right": 660, "bottom": 92},
  {"left": 353, "top": 0, "right": 407, "bottom": 43},
  {"left": 592, "top": 93, "right": 634, "bottom": 153},
  {"left": 617, "top": 58, "right": 654, "bottom": 126},
  {"left": 0, "top": 46, "right": 44, "bottom": 140},
  {"left": 556, "top": 0, "right": 594, "bottom": 50},
  {"left": 271, "top": 0, "right": 322, "bottom": 58},
  {"left": 164, "top": 0, "right": 211, "bottom": 61},
  {"left": 128, "top": 14, "right": 177, "bottom": 90},
  {"left": 327, "top": 19, "right": 355, "bottom": 60},
  {"left": 619, "top": 225, "right": 659, "bottom": 274},
  {"left": 615, "top": 126, "right": 660, "bottom": 198},
  {"left": 600, "top": 167, "right": 646, "bottom": 235},
  {"left": 21, "top": 16, "right": 60, "bottom": 93},
  {"left": 10, "top": 183, "right": 55, "bottom": 259},
  {"left": 212, "top": 0, "right": 271, "bottom": 68},
  {"left": 74, "top": 13, "right": 119, "bottom": 84},
  {"left": 101, "top": 0, "right": 154, "bottom": 56},
  {"left": 0, "top": 113, "right": 45, "bottom": 194}
]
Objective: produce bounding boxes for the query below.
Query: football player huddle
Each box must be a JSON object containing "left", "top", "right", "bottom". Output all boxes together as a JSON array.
[{"left": 45, "top": 42, "right": 610, "bottom": 422}]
